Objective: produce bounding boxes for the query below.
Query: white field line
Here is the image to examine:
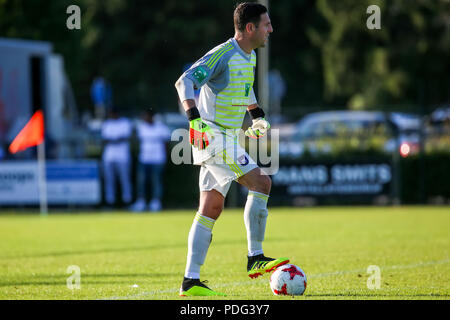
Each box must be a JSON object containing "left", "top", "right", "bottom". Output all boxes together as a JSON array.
[{"left": 99, "top": 258, "right": 450, "bottom": 300}]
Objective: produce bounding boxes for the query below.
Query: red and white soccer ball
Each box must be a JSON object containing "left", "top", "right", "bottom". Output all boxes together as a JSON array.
[{"left": 269, "top": 264, "right": 307, "bottom": 296}]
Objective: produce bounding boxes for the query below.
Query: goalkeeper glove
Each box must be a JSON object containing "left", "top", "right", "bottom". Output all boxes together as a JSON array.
[
  {"left": 245, "top": 117, "right": 271, "bottom": 139},
  {"left": 189, "top": 118, "right": 214, "bottom": 149},
  {"left": 186, "top": 107, "right": 214, "bottom": 150},
  {"left": 245, "top": 107, "right": 270, "bottom": 139}
]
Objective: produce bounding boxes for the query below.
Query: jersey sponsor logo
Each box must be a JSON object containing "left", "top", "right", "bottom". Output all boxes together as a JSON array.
[
  {"left": 245, "top": 83, "right": 251, "bottom": 97},
  {"left": 193, "top": 66, "right": 209, "bottom": 83},
  {"left": 231, "top": 98, "right": 249, "bottom": 106}
]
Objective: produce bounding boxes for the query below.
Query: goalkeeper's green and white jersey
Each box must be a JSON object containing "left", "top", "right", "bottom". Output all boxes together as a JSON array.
[
  {"left": 183, "top": 38, "right": 257, "bottom": 129},
  {"left": 181, "top": 38, "right": 258, "bottom": 164}
]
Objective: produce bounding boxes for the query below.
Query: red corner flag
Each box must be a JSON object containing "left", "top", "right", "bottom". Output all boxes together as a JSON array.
[{"left": 9, "top": 110, "right": 45, "bottom": 154}]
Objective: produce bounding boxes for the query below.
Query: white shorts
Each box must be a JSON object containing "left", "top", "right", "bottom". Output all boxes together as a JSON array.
[{"left": 199, "top": 147, "right": 258, "bottom": 198}]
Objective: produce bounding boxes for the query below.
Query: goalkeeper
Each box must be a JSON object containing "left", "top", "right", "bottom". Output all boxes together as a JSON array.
[{"left": 174, "top": 2, "right": 289, "bottom": 297}]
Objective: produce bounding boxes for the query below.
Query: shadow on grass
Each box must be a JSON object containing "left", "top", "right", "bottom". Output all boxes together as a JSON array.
[
  {"left": 0, "top": 272, "right": 178, "bottom": 287},
  {"left": 0, "top": 244, "right": 185, "bottom": 259},
  {"left": 0, "top": 239, "right": 247, "bottom": 260}
]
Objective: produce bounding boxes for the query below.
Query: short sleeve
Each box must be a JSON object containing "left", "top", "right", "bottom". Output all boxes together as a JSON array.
[
  {"left": 183, "top": 42, "right": 234, "bottom": 89},
  {"left": 160, "top": 124, "right": 171, "bottom": 141},
  {"left": 100, "top": 121, "right": 108, "bottom": 138},
  {"left": 123, "top": 119, "right": 133, "bottom": 137}
]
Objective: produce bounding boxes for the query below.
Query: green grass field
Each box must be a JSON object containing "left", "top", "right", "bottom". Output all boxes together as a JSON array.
[{"left": 0, "top": 206, "right": 449, "bottom": 300}]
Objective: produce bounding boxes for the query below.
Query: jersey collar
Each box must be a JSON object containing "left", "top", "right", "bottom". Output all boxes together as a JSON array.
[{"left": 230, "top": 38, "right": 252, "bottom": 61}]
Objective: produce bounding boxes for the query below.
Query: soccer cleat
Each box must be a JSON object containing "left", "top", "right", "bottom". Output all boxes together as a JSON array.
[
  {"left": 247, "top": 254, "right": 290, "bottom": 279},
  {"left": 179, "top": 277, "right": 227, "bottom": 297}
]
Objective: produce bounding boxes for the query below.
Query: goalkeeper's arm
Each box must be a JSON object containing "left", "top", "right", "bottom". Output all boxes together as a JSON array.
[
  {"left": 175, "top": 75, "right": 196, "bottom": 112},
  {"left": 174, "top": 76, "right": 213, "bottom": 149}
]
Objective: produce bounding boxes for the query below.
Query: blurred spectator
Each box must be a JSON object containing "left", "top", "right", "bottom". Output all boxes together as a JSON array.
[
  {"left": 131, "top": 109, "right": 171, "bottom": 212},
  {"left": 101, "top": 107, "right": 132, "bottom": 207},
  {"left": 91, "top": 77, "right": 113, "bottom": 119},
  {"left": 0, "top": 142, "right": 5, "bottom": 160}
]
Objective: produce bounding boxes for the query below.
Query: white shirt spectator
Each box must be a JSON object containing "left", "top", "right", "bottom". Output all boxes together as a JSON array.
[
  {"left": 136, "top": 120, "right": 171, "bottom": 164},
  {"left": 101, "top": 117, "right": 132, "bottom": 163}
]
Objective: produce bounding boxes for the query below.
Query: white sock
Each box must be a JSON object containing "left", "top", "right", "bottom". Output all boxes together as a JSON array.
[
  {"left": 184, "top": 212, "right": 215, "bottom": 279},
  {"left": 244, "top": 191, "right": 269, "bottom": 257}
]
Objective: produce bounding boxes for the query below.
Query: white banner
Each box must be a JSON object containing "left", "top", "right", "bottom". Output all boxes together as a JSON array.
[{"left": 0, "top": 160, "right": 100, "bottom": 205}]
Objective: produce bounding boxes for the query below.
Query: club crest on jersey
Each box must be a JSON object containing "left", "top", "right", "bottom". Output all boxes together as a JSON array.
[
  {"left": 193, "top": 66, "right": 209, "bottom": 83},
  {"left": 245, "top": 83, "right": 251, "bottom": 97},
  {"left": 238, "top": 155, "right": 249, "bottom": 166}
]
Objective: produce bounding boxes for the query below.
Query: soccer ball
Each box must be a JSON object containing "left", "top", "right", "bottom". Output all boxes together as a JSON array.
[{"left": 269, "top": 264, "right": 307, "bottom": 296}]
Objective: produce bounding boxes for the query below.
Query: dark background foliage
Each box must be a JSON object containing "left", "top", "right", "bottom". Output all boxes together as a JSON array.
[{"left": 1, "top": 0, "right": 449, "bottom": 116}]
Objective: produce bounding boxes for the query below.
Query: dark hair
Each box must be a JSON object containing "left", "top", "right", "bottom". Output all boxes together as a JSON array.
[
  {"left": 144, "top": 107, "right": 155, "bottom": 117},
  {"left": 233, "top": 2, "right": 268, "bottom": 32}
]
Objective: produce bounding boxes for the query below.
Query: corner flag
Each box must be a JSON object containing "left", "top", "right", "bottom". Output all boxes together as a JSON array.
[
  {"left": 8, "top": 110, "right": 48, "bottom": 215},
  {"left": 9, "top": 110, "right": 45, "bottom": 154}
]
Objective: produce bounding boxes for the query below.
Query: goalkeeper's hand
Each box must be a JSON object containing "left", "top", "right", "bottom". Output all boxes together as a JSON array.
[
  {"left": 189, "top": 118, "right": 214, "bottom": 150},
  {"left": 245, "top": 117, "right": 271, "bottom": 139}
]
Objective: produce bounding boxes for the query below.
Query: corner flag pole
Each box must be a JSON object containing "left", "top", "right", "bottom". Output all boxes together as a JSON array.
[
  {"left": 8, "top": 110, "right": 48, "bottom": 216},
  {"left": 37, "top": 140, "right": 48, "bottom": 216}
]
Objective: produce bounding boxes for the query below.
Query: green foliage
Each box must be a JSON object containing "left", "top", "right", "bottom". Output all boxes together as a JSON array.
[
  {"left": 0, "top": 1, "right": 449, "bottom": 113},
  {"left": 0, "top": 0, "right": 86, "bottom": 92},
  {"left": 76, "top": 0, "right": 236, "bottom": 110},
  {"left": 306, "top": 0, "right": 450, "bottom": 110},
  {"left": 425, "top": 124, "right": 450, "bottom": 153}
]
